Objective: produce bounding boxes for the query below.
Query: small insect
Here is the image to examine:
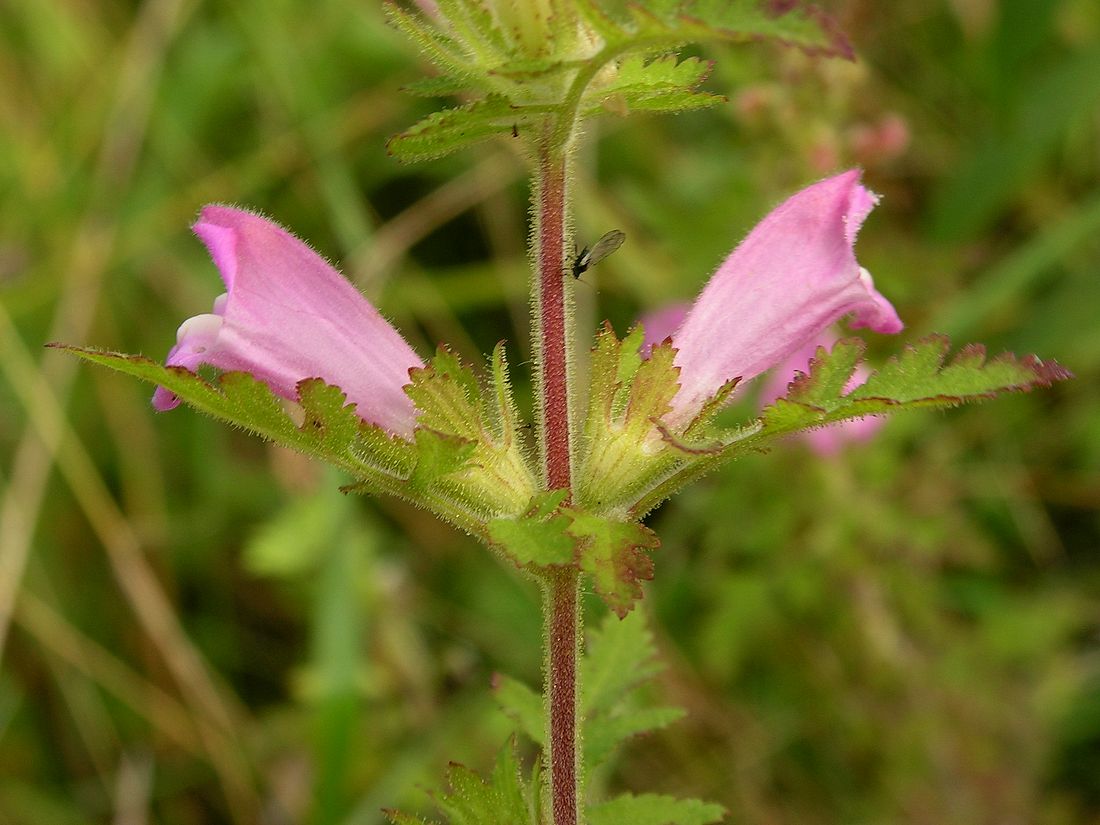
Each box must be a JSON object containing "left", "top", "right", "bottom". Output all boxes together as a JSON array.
[{"left": 571, "top": 229, "right": 625, "bottom": 279}]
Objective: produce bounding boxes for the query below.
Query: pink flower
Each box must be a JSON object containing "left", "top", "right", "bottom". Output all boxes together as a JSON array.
[
  {"left": 759, "top": 330, "right": 883, "bottom": 455},
  {"left": 656, "top": 170, "right": 902, "bottom": 425},
  {"left": 639, "top": 302, "right": 691, "bottom": 357},
  {"left": 153, "top": 207, "right": 423, "bottom": 437}
]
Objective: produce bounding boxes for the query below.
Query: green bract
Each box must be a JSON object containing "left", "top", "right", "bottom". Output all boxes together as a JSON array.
[
  {"left": 575, "top": 328, "right": 1071, "bottom": 524},
  {"left": 61, "top": 330, "right": 1067, "bottom": 621}
]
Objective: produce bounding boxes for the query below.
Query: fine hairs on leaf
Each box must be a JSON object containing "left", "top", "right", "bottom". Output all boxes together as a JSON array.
[
  {"left": 384, "top": 738, "right": 537, "bottom": 825},
  {"left": 385, "top": 0, "right": 853, "bottom": 162},
  {"left": 495, "top": 609, "right": 696, "bottom": 799}
]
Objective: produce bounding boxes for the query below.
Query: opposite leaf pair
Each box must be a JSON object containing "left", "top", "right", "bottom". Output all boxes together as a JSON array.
[{"left": 64, "top": 170, "right": 1067, "bottom": 618}]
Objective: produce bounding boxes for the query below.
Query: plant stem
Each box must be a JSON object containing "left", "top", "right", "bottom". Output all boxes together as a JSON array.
[
  {"left": 533, "top": 137, "right": 580, "bottom": 825},
  {"left": 535, "top": 144, "right": 572, "bottom": 491},
  {"left": 546, "top": 566, "right": 580, "bottom": 825}
]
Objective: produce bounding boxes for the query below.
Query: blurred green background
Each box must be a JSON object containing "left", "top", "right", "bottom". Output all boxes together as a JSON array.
[{"left": 1, "top": 0, "right": 1098, "bottom": 823}]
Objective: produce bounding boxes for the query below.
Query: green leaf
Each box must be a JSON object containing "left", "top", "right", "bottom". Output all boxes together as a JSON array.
[
  {"left": 389, "top": 740, "right": 535, "bottom": 825},
  {"left": 488, "top": 341, "right": 522, "bottom": 446},
  {"left": 492, "top": 674, "right": 545, "bottom": 746},
  {"left": 584, "top": 54, "right": 724, "bottom": 116},
  {"left": 577, "top": 327, "right": 683, "bottom": 513},
  {"left": 387, "top": 95, "right": 549, "bottom": 163},
  {"left": 748, "top": 335, "right": 1071, "bottom": 446},
  {"left": 583, "top": 323, "right": 634, "bottom": 448},
  {"left": 433, "top": 0, "right": 510, "bottom": 64},
  {"left": 389, "top": 0, "right": 851, "bottom": 165},
  {"left": 59, "top": 345, "right": 533, "bottom": 533},
  {"left": 493, "top": 611, "right": 687, "bottom": 774},
  {"left": 383, "top": 0, "right": 481, "bottom": 79},
  {"left": 487, "top": 491, "right": 575, "bottom": 568},
  {"left": 583, "top": 609, "right": 661, "bottom": 713},
  {"left": 406, "top": 347, "right": 483, "bottom": 439},
  {"left": 588, "top": 793, "right": 726, "bottom": 825},
  {"left": 409, "top": 429, "right": 477, "bottom": 490},
  {"left": 852, "top": 335, "right": 1071, "bottom": 403},
  {"left": 621, "top": 340, "right": 680, "bottom": 439},
  {"left": 585, "top": 707, "right": 685, "bottom": 770},
  {"left": 403, "top": 346, "right": 537, "bottom": 516},
  {"left": 581, "top": 610, "right": 683, "bottom": 770},
  {"left": 630, "top": 335, "right": 1070, "bottom": 518},
  {"left": 56, "top": 347, "right": 412, "bottom": 490},
  {"left": 633, "top": 333, "right": 1069, "bottom": 524},
  {"left": 568, "top": 514, "right": 659, "bottom": 617},
  {"left": 573, "top": 0, "right": 851, "bottom": 61}
]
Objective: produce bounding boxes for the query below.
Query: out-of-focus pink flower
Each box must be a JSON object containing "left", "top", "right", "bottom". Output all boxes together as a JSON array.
[
  {"left": 153, "top": 207, "right": 423, "bottom": 437},
  {"left": 663, "top": 170, "right": 902, "bottom": 425},
  {"left": 639, "top": 302, "right": 690, "bottom": 356},
  {"left": 848, "top": 114, "right": 910, "bottom": 167},
  {"left": 760, "top": 330, "right": 883, "bottom": 455}
]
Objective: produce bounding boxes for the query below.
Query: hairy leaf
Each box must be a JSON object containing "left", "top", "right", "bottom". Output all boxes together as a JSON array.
[
  {"left": 59, "top": 346, "right": 536, "bottom": 532},
  {"left": 388, "top": 95, "right": 549, "bottom": 162},
  {"left": 388, "top": 0, "right": 850, "bottom": 164},
  {"left": 584, "top": 609, "right": 662, "bottom": 712},
  {"left": 582, "top": 610, "right": 683, "bottom": 769},
  {"left": 56, "top": 347, "right": 412, "bottom": 490},
  {"left": 585, "top": 54, "right": 724, "bottom": 116},
  {"left": 385, "top": 739, "right": 535, "bottom": 825},
  {"left": 488, "top": 491, "right": 575, "bottom": 568},
  {"left": 575, "top": 0, "right": 851, "bottom": 60},
  {"left": 568, "top": 514, "right": 659, "bottom": 617},
  {"left": 750, "top": 335, "right": 1072, "bottom": 447},
  {"left": 586, "top": 707, "right": 685, "bottom": 770},
  {"left": 577, "top": 327, "right": 684, "bottom": 513}
]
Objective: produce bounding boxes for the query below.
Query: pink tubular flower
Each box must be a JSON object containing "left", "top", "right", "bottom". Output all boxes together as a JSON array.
[
  {"left": 153, "top": 206, "right": 424, "bottom": 437},
  {"left": 663, "top": 170, "right": 902, "bottom": 424}
]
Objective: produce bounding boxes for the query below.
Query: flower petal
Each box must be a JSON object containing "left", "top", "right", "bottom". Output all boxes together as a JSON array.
[
  {"left": 156, "top": 207, "right": 424, "bottom": 436},
  {"left": 638, "top": 302, "right": 689, "bottom": 356},
  {"left": 669, "top": 170, "right": 902, "bottom": 421}
]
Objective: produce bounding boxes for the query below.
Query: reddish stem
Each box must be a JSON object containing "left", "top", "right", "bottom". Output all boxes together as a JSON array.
[
  {"left": 536, "top": 148, "right": 572, "bottom": 491},
  {"left": 534, "top": 143, "right": 579, "bottom": 825},
  {"left": 547, "top": 567, "right": 579, "bottom": 825}
]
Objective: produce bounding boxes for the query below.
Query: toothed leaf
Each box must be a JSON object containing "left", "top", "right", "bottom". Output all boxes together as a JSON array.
[
  {"left": 408, "top": 429, "right": 476, "bottom": 489},
  {"left": 582, "top": 611, "right": 684, "bottom": 770},
  {"left": 387, "top": 740, "right": 535, "bottom": 825},
  {"left": 585, "top": 54, "right": 724, "bottom": 116},
  {"left": 388, "top": 95, "right": 548, "bottom": 162},
  {"left": 568, "top": 514, "right": 659, "bottom": 617},
  {"left": 747, "top": 335, "right": 1071, "bottom": 448},
  {"left": 488, "top": 491, "right": 575, "bottom": 568},
  {"left": 55, "top": 347, "right": 412, "bottom": 490}
]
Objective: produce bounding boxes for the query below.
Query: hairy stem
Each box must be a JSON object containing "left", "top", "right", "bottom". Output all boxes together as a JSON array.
[
  {"left": 533, "top": 136, "right": 580, "bottom": 824},
  {"left": 545, "top": 567, "right": 580, "bottom": 825},
  {"left": 534, "top": 144, "right": 572, "bottom": 491}
]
